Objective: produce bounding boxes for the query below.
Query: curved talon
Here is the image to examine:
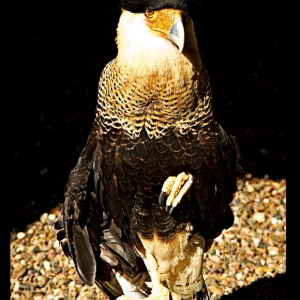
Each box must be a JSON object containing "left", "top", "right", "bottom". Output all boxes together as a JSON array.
[
  {"left": 169, "top": 206, "right": 175, "bottom": 215},
  {"left": 158, "top": 191, "right": 167, "bottom": 205}
]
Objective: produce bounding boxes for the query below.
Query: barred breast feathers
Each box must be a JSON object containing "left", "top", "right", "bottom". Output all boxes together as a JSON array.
[{"left": 96, "top": 10, "right": 214, "bottom": 139}]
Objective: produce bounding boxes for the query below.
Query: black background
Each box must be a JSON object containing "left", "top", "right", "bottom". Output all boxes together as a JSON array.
[{"left": 10, "top": 0, "right": 285, "bottom": 232}]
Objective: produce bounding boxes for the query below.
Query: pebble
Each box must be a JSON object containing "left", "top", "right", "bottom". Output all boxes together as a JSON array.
[
  {"left": 16, "top": 232, "right": 26, "bottom": 240},
  {"left": 10, "top": 176, "right": 286, "bottom": 300},
  {"left": 43, "top": 261, "right": 51, "bottom": 271},
  {"left": 253, "top": 212, "right": 265, "bottom": 222}
]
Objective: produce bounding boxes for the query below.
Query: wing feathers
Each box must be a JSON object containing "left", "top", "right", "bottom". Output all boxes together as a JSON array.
[
  {"left": 103, "top": 228, "right": 136, "bottom": 267},
  {"left": 72, "top": 224, "right": 96, "bottom": 285}
]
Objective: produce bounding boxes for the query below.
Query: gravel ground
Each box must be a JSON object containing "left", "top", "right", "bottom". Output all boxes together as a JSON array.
[{"left": 10, "top": 174, "right": 286, "bottom": 300}]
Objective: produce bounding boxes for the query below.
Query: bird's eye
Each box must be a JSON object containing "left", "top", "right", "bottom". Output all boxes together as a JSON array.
[{"left": 145, "top": 8, "right": 157, "bottom": 20}]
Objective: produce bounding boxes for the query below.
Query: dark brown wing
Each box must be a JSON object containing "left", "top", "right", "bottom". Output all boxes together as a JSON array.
[
  {"left": 192, "top": 122, "right": 241, "bottom": 238},
  {"left": 54, "top": 127, "right": 151, "bottom": 298}
]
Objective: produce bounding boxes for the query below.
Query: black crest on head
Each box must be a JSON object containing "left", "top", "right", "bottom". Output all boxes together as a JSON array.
[{"left": 120, "top": 0, "right": 188, "bottom": 14}]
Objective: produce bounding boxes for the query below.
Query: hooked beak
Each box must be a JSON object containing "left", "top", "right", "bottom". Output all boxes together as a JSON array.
[{"left": 168, "top": 18, "right": 185, "bottom": 52}]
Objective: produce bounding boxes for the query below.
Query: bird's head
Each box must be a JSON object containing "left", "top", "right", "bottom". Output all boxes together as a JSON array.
[
  {"left": 116, "top": 0, "right": 202, "bottom": 76},
  {"left": 120, "top": 0, "right": 188, "bottom": 52}
]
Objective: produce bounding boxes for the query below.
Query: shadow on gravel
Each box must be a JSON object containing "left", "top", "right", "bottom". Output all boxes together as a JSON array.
[{"left": 218, "top": 273, "right": 286, "bottom": 300}]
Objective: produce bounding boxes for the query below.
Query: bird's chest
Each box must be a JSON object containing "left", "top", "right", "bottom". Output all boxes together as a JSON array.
[
  {"left": 101, "top": 128, "right": 200, "bottom": 200},
  {"left": 101, "top": 128, "right": 203, "bottom": 240},
  {"left": 102, "top": 129, "right": 169, "bottom": 189},
  {"left": 98, "top": 66, "right": 199, "bottom": 139}
]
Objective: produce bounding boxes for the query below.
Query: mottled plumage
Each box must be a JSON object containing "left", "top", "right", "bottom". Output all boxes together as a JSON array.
[{"left": 55, "top": 1, "right": 241, "bottom": 299}]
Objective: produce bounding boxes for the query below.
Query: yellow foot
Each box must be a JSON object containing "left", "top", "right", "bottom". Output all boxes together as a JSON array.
[{"left": 158, "top": 172, "right": 193, "bottom": 214}]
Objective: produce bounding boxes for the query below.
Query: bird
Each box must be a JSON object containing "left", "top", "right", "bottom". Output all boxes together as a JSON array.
[{"left": 54, "top": 0, "right": 241, "bottom": 299}]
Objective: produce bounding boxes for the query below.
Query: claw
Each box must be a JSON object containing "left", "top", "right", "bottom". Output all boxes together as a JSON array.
[
  {"left": 169, "top": 206, "right": 175, "bottom": 215},
  {"left": 159, "top": 191, "right": 167, "bottom": 205},
  {"left": 159, "top": 173, "right": 194, "bottom": 215}
]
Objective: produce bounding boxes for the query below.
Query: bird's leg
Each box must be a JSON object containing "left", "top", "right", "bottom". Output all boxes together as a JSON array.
[
  {"left": 145, "top": 251, "right": 182, "bottom": 299},
  {"left": 159, "top": 172, "right": 193, "bottom": 214},
  {"left": 116, "top": 251, "right": 181, "bottom": 300}
]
